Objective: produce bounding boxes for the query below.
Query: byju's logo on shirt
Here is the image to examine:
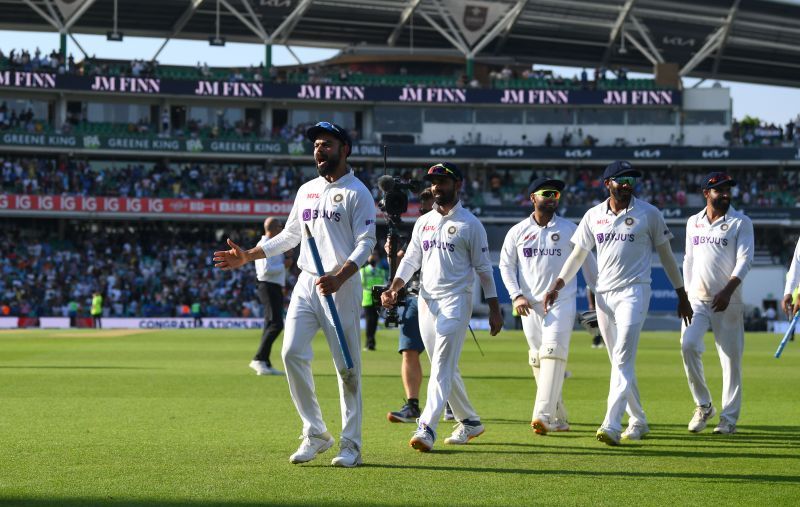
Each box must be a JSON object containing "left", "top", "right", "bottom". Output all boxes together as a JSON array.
[
  {"left": 422, "top": 239, "right": 455, "bottom": 252},
  {"left": 302, "top": 208, "right": 341, "bottom": 222},
  {"left": 523, "top": 247, "right": 562, "bottom": 257},
  {"left": 596, "top": 232, "right": 635, "bottom": 244},
  {"left": 692, "top": 236, "right": 728, "bottom": 246}
]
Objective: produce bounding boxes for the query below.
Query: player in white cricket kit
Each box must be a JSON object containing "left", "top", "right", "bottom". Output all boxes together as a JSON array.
[
  {"left": 544, "top": 161, "right": 693, "bottom": 446},
  {"left": 381, "top": 162, "right": 503, "bottom": 452},
  {"left": 681, "top": 172, "right": 753, "bottom": 435},
  {"left": 213, "top": 122, "right": 376, "bottom": 467},
  {"left": 500, "top": 177, "right": 598, "bottom": 436},
  {"left": 782, "top": 237, "right": 800, "bottom": 317}
]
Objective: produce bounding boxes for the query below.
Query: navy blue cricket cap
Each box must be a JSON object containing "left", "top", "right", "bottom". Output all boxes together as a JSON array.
[
  {"left": 528, "top": 177, "right": 565, "bottom": 195},
  {"left": 602, "top": 160, "right": 642, "bottom": 180},
  {"left": 424, "top": 162, "right": 463, "bottom": 182},
  {"left": 701, "top": 171, "right": 737, "bottom": 190},
  {"left": 306, "top": 121, "right": 352, "bottom": 150}
]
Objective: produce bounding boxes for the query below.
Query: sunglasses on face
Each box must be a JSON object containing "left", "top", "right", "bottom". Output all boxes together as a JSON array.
[
  {"left": 611, "top": 176, "right": 636, "bottom": 186},
  {"left": 533, "top": 189, "right": 561, "bottom": 199}
]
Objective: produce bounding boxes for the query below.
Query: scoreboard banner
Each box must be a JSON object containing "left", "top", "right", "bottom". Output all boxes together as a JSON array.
[{"left": 1, "top": 70, "right": 681, "bottom": 106}]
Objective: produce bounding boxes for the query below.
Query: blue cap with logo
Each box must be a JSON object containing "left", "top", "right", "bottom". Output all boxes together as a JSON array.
[
  {"left": 701, "top": 171, "right": 737, "bottom": 190},
  {"left": 527, "top": 177, "right": 565, "bottom": 195},
  {"left": 306, "top": 121, "right": 352, "bottom": 154},
  {"left": 602, "top": 160, "right": 642, "bottom": 180}
]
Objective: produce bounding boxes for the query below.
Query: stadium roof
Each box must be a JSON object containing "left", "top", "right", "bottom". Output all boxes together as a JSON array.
[{"left": 4, "top": 0, "right": 800, "bottom": 87}]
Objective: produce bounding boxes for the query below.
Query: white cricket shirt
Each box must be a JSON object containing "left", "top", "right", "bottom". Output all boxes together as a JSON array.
[
  {"left": 572, "top": 196, "right": 673, "bottom": 293},
  {"left": 261, "top": 170, "right": 376, "bottom": 274},
  {"left": 500, "top": 214, "right": 597, "bottom": 303},
  {"left": 255, "top": 235, "right": 286, "bottom": 285},
  {"left": 684, "top": 206, "right": 753, "bottom": 303},
  {"left": 784, "top": 237, "right": 800, "bottom": 296},
  {"left": 396, "top": 201, "right": 497, "bottom": 300}
]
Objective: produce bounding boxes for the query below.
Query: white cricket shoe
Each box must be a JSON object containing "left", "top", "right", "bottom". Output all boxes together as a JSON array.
[
  {"left": 688, "top": 404, "right": 717, "bottom": 433},
  {"left": 444, "top": 421, "right": 485, "bottom": 445},
  {"left": 249, "top": 360, "right": 270, "bottom": 375},
  {"left": 265, "top": 365, "right": 284, "bottom": 375},
  {"left": 552, "top": 420, "right": 570, "bottom": 432},
  {"left": 713, "top": 421, "right": 737, "bottom": 434},
  {"left": 596, "top": 427, "right": 621, "bottom": 446},
  {"left": 289, "top": 433, "right": 335, "bottom": 464},
  {"left": 331, "top": 439, "right": 362, "bottom": 467},
  {"left": 409, "top": 421, "right": 435, "bottom": 452},
  {"left": 621, "top": 424, "right": 650, "bottom": 441}
]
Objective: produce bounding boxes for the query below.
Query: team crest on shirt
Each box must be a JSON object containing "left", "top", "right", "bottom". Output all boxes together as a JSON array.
[
  {"left": 624, "top": 217, "right": 635, "bottom": 226},
  {"left": 332, "top": 193, "right": 344, "bottom": 203},
  {"left": 721, "top": 223, "right": 729, "bottom": 231},
  {"left": 551, "top": 233, "right": 560, "bottom": 242},
  {"left": 447, "top": 225, "right": 457, "bottom": 235}
]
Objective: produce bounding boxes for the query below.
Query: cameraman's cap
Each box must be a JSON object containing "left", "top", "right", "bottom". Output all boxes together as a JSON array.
[
  {"left": 306, "top": 121, "right": 352, "bottom": 149},
  {"left": 528, "top": 177, "right": 565, "bottom": 195},
  {"left": 701, "top": 171, "right": 737, "bottom": 190},
  {"left": 602, "top": 160, "right": 641, "bottom": 180},
  {"left": 424, "top": 162, "right": 463, "bottom": 182}
]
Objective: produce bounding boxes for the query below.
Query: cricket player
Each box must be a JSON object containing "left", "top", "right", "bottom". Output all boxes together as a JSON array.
[
  {"left": 386, "top": 188, "right": 439, "bottom": 423},
  {"left": 543, "top": 160, "right": 693, "bottom": 446},
  {"left": 782, "top": 238, "right": 800, "bottom": 318},
  {"left": 249, "top": 217, "right": 287, "bottom": 376},
  {"left": 213, "top": 121, "right": 376, "bottom": 467},
  {"left": 681, "top": 172, "right": 753, "bottom": 435},
  {"left": 381, "top": 162, "right": 503, "bottom": 452},
  {"left": 499, "top": 177, "right": 598, "bottom": 435}
]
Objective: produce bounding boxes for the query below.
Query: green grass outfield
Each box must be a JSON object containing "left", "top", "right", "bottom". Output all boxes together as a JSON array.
[{"left": 0, "top": 327, "right": 799, "bottom": 506}]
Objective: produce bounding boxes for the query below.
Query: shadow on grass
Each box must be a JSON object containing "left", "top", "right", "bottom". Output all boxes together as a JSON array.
[
  {"left": 365, "top": 464, "right": 800, "bottom": 484},
  {"left": 0, "top": 500, "right": 334, "bottom": 507},
  {"left": 0, "top": 366, "right": 161, "bottom": 370}
]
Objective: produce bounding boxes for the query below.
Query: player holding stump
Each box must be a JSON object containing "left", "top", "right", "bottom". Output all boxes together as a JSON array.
[
  {"left": 213, "top": 121, "right": 376, "bottom": 467},
  {"left": 499, "top": 177, "right": 598, "bottom": 435},
  {"left": 544, "top": 161, "right": 693, "bottom": 446},
  {"left": 381, "top": 162, "right": 503, "bottom": 452},
  {"left": 681, "top": 172, "right": 753, "bottom": 435}
]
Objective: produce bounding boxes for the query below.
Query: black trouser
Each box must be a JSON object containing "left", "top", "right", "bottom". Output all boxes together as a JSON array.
[
  {"left": 92, "top": 315, "right": 102, "bottom": 329},
  {"left": 364, "top": 305, "right": 378, "bottom": 350},
  {"left": 254, "top": 281, "right": 284, "bottom": 366}
]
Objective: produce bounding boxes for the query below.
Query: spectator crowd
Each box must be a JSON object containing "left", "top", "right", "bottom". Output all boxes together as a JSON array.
[{"left": 0, "top": 223, "right": 299, "bottom": 320}]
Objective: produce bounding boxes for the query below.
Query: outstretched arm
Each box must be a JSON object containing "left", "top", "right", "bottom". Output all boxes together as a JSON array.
[{"left": 213, "top": 238, "right": 266, "bottom": 270}]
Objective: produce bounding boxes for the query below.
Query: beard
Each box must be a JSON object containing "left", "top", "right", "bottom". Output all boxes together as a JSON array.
[
  {"left": 316, "top": 151, "right": 340, "bottom": 177},
  {"left": 610, "top": 185, "right": 632, "bottom": 205},
  {"left": 535, "top": 200, "right": 558, "bottom": 214},
  {"left": 434, "top": 187, "right": 457, "bottom": 207},
  {"left": 711, "top": 196, "right": 730, "bottom": 213}
]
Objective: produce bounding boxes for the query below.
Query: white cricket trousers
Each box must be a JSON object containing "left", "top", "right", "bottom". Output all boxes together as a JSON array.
[
  {"left": 418, "top": 293, "right": 479, "bottom": 434},
  {"left": 681, "top": 299, "right": 744, "bottom": 425},
  {"left": 281, "top": 270, "right": 363, "bottom": 448},
  {"left": 520, "top": 297, "right": 575, "bottom": 421},
  {"left": 596, "top": 284, "right": 650, "bottom": 433}
]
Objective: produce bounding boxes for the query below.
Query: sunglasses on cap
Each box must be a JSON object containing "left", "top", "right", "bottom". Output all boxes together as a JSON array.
[
  {"left": 706, "top": 173, "right": 732, "bottom": 187},
  {"left": 611, "top": 176, "right": 636, "bottom": 186},
  {"left": 533, "top": 189, "right": 561, "bottom": 199},
  {"left": 315, "top": 121, "right": 342, "bottom": 134},
  {"left": 427, "top": 163, "right": 459, "bottom": 179}
]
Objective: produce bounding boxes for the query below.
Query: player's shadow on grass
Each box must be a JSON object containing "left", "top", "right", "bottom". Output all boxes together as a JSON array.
[
  {"left": 0, "top": 366, "right": 161, "bottom": 370},
  {"left": 367, "top": 464, "right": 800, "bottom": 483},
  {"left": 468, "top": 441, "right": 800, "bottom": 460}
]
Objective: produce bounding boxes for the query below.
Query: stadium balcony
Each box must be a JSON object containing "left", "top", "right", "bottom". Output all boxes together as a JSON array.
[{"left": 492, "top": 77, "right": 662, "bottom": 91}]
